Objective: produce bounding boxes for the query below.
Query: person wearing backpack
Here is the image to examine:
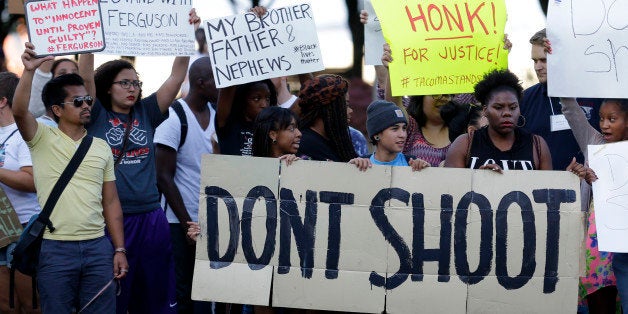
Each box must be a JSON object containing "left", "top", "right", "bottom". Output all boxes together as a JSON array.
[
  {"left": 11, "top": 43, "right": 127, "bottom": 313},
  {"left": 155, "top": 57, "right": 216, "bottom": 314}
]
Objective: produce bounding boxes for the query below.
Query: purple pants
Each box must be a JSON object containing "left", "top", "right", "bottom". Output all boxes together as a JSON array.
[{"left": 109, "top": 208, "right": 177, "bottom": 314}]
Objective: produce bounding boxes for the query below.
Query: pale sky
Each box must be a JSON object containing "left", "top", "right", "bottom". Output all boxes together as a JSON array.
[{"left": 93, "top": 0, "right": 547, "bottom": 94}]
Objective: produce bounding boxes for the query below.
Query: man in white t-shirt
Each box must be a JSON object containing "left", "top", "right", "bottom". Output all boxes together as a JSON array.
[{"left": 155, "top": 56, "right": 217, "bottom": 313}]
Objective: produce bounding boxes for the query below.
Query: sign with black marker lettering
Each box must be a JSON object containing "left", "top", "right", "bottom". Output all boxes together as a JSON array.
[
  {"left": 192, "top": 155, "right": 584, "bottom": 313},
  {"left": 204, "top": 3, "right": 324, "bottom": 88},
  {"left": 99, "top": 0, "right": 195, "bottom": 56},
  {"left": 547, "top": 0, "right": 628, "bottom": 97},
  {"left": 25, "top": 0, "right": 105, "bottom": 56},
  {"left": 589, "top": 141, "right": 628, "bottom": 252}
]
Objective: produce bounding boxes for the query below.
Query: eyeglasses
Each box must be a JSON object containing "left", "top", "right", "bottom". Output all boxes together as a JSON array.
[
  {"left": 113, "top": 80, "right": 142, "bottom": 89},
  {"left": 61, "top": 95, "right": 93, "bottom": 107}
]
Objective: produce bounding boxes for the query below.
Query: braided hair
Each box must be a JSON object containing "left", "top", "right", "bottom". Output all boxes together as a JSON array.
[{"left": 298, "top": 74, "right": 357, "bottom": 162}]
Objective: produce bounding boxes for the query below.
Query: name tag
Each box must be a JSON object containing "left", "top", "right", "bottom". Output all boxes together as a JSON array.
[{"left": 550, "top": 114, "right": 571, "bottom": 132}]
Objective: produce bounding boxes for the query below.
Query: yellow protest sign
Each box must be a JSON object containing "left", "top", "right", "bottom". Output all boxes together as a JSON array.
[{"left": 371, "top": 0, "right": 509, "bottom": 96}]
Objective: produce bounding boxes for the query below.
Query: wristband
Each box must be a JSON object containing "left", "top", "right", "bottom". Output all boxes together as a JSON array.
[{"left": 114, "top": 248, "right": 127, "bottom": 254}]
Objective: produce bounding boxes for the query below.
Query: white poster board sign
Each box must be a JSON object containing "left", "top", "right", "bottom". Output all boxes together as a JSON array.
[
  {"left": 98, "top": 0, "right": 195, "bottom": 56},
  {"left": 193, "top": 155, "right": 584, "bottom": 313},
  {"left": 547, "top": 0, "right": 628, "bottom": 98},
  {"left": 204, "top": 3, "right": 325, "bottom": 88},
  {"left": 589, "top": 141, "right": 628, "bottom": 252},
  {"left": 363, "top": 0, "right": 384, "bottom": 66},
  {"left": 25, "top": 0, "right": 105, "bottom": 56}
]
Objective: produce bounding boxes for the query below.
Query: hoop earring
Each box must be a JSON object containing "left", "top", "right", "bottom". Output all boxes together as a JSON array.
[
  {"left": 272, "top": 139, "right": 277, "bottom": 144},
  {"left": 517, "top": 115, "right": 526, "bottom": 128},
  {"left": 374, "top": 135, "right": 380, "bottom": 141}
]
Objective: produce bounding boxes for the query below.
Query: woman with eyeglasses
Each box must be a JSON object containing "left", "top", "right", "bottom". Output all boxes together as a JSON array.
[
  {"left": 84, "top": 10, "right": 201, "bottom": 314},
  {"left": 444, "top": 69, "right": 553, "bottom": 171}
]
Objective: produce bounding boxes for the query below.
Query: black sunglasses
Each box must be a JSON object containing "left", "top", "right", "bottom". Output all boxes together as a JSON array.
[{"left": 62, "top": 96, "right": 93, "bottom": 107}]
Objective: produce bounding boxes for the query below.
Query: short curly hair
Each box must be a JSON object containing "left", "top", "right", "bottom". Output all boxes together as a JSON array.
[
  {"left": 94, "top": 59, "right": 141, "bottom": 111},
  {"left": 474, "top": 69, "right": 523, "bottom": 107}
]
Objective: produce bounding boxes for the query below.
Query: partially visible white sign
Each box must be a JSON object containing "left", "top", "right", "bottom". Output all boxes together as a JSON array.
[
  {"left": 363, "top": 0, "right": 384, "bottom": 66},
  {"left": 589, "top": 141, "right": 628, "bottom": 252},
  {"left": 547, "top": 0, "right": 628, "bottom": 98},
  {"left": 99, "top": 0, "right": 195, "bottom": 56}
]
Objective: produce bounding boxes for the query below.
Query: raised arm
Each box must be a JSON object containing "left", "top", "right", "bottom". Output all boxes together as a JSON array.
[
  {"left": 381, "top": 43, "right": 405, "bottom": 114},
  {"left": 155, "top": 8, "right": 201, "bottom": 113},
  {"left": 13, "top": 43, "right": 54, "bottom": 141},
  {"left": 560, "top": 97, "right": 603, "bottom": 151},
  {"left": 78, "top": 53, "right": 95, "bottom": 97},
  {"left": 215, "top": 86, "right": 236, "bottom": 129}
]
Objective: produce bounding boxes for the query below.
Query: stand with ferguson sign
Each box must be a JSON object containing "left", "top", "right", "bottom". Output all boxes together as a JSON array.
[
  {"left": 192, "top": 155, "right": 584, "bottom": 313},
  {"left": 204, "top": 3, "right": 324, "bottom": 88}
]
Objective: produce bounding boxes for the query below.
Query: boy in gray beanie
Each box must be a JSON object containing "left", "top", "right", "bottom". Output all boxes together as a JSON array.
[{"left": 350, "top": 100, "right": 430, "bottom": 170}]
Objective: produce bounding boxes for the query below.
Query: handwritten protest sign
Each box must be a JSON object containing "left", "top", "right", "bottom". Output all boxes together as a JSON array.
[
  {"left": 192, "top": 155, "right": 583, "bottom": 313},
  {"left": 204, "top": 3, "right": 325, "bottom": 88},
  {"left": 547, "top": 0, "right": 628, "bottom": 98},
  {"left": 589, "top": 141, "right": 628, "bottom": 252},
  {"left": 0, "top": 187, "right": 23, "bottom": 248},
  {"left": 370, "top": 0, "right": 508, "bottom": 96},
  {"left": 363, "top": 0, "right": 385, "bottom": 66},
  {"left": 98, "top": 0, "right": 194, "bottom": 56},
  {"left": 25, "top": 0, "right": 105, "bottom": 56}
]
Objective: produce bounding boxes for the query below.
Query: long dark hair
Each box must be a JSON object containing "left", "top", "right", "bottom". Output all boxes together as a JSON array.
[
  {"left": 94, "top": 59, "right": 142, "bottom": 111},
  {"left": 298, "top": 75, "right": 357, "bottom": 162},
  {"left": 407, "top": 95, "right": 427, "bottom": 127},
  {"left": 252, "top": 107, "right": 298, "bottom": 157}
]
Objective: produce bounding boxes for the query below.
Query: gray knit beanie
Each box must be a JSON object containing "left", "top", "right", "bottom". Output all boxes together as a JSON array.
[{"left": 366, "top": 100, "right": 407, "bottom": 139}]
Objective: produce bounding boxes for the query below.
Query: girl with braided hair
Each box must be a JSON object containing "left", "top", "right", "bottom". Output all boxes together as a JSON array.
[{"left": 297, "top": 74, "right": 357, "bottom": 162}]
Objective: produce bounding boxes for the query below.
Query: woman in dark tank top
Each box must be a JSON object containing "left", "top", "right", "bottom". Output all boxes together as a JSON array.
[{"left": 444, "top": 70, "right": 553, "bottom": 171}]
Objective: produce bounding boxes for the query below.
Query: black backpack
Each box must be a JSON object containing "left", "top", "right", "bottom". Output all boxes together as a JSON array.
[{"left": 171, "top": 100, "right": 187, "bottom": 149}]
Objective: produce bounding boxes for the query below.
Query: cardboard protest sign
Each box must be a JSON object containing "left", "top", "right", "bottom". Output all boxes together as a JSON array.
[
  {"left": 589, "top": 141, "right": 628, "bottom": 252},
  {"left": 204, "top": 3, "right": 325, "bottom": 88},
  {"left": 370, "top": 0, "right": 508, "bottom": 96},
  {"left": 0, "top": 187, "right": 23, "bottom": 248},
  {"left": 24, "top": 0, "right": 105, "bottom": 56},
  {"left": 547, "top": 0, "right": 628, "bottom": 98},
  {"left": 193, "top": 155, "right": 583, "bottom": 313},
  {"left": 98, "top": 0, "right": 195, "bottom": 56},
  {"left": 363, "top": 0, "right": 385, "bottom": 66}
]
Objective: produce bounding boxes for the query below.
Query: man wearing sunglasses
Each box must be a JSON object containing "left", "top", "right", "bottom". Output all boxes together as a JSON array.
[{"left": 11, "top": 42, "right": 128, "bottom": 313}]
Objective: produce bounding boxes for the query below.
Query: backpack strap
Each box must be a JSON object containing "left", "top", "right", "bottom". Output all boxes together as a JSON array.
[
  {"left": 39, "top": 135, "right": 94, "bottom": 232},
  {"left": 172, "top": 100, "right": 187, "bottom": 149}
]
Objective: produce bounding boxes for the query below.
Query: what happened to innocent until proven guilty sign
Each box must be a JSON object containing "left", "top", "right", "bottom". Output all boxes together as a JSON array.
[
  {"left": 192, "top": 155, "right": 584, "bottom": 313},
  {"left": 25, "top": 0, "right": 105, "bottom": 56},
  {"left": 204, "top": 3, "right": 325, "bottom": 88}
]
